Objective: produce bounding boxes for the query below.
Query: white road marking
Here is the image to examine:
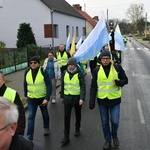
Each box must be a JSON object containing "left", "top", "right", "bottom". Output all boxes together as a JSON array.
[
  {"left": 137, "top": 99, "right": 145, "bottom": 124},
  {"left": 137, "top": 48, "right": 141, "bottom": 50},
  {"left": 128, "top": 47, "right": 149, "bottom": 51},
  {"left": 130, "top": 48, "right": 134, "bottom": 50},
  {"left": 132, "top": 71, "right": 138, "bottom": 77},
  {"left": 144, "top": 48, "right": 149, "bottom": 51},
  {"left": 132, "top": 71, "right": 135, "bottom": 76}
]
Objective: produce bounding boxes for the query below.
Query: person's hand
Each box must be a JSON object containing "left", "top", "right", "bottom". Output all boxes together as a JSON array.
[
  {"left": 79, "top": 100, "right": 83, "bottom": 105},
  {"left": 39, "top": 99, "right": 48, "bottom": 106},
  {"left": 0, "top": 75, "right": 5, "bottom": 88},
  {"left": 23, "top": 97, "right": 27, "bottom": 102},
  {"left": 60, "top": 98, "right": 64, "bottom": 103},
  {"left": 89, "top": 105, "right": 95, "bottom": 111},
  {"left": 114, "top": 80, "right": 120, "bottom": 86}
]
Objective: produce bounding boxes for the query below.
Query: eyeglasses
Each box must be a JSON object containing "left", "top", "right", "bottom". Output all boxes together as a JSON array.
[
  {"left": 101, "top": 58, "right": 110, "bottom": 60},
  {"left": 30, "top": 61, "right": 37, "bottom": 64},
  {"left": 0, "top": 123, "right": 11, "bottom": 132}
]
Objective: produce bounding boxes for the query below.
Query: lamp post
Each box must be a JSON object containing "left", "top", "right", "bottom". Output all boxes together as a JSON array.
[
  {"left": 108, "top": 20, "right": 116, "bottom": 52},
  {"left": 50, "top": 9, "right": 54, "bottom": 53}
]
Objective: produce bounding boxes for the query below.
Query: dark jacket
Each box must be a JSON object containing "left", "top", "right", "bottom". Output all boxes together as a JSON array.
[
  {"left": 0, "top": 84, "right": 26, "bottom": 135},
  {"left": 9, "top": 134, "right": 44, "bottom": 150},
  {"left": 60, "top": 66, "right": 86, "bottom": 105},
  {"left": 24, "top": 67, "right": 52, "bottom": 105},
  {"left": 89, "top": 63, "right": 128, "bottom": 109}
]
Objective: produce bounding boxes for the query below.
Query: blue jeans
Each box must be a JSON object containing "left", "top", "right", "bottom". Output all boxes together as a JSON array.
[
  {"left": 27, "top": 98, "right": 49, "bottom": 136},
  {"left": 98, "top": 104, "right": 120, "bottom": 141}
]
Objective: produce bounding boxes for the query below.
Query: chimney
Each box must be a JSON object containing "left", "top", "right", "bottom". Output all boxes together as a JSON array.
[
  {"left": 73, "top": 4, "right": 82, "bottom": 10},
  {"left": 93, "top": 16, "right": 99, "bottom": 21}
]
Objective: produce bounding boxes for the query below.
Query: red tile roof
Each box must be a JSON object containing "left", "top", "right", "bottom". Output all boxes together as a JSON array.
[{"left": 74, "top": 8, "right": 97, "bottom": 27}]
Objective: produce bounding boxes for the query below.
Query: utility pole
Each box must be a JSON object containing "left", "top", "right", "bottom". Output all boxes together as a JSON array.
[
  {"left": 84, "top": 3, "right": 86, "bottom": 12},
  {"left": 107, "top": 9, "right": 108, "bottom": 24},
  {"left": 145, "top": 12, "right": 147, "bottom": 38}
]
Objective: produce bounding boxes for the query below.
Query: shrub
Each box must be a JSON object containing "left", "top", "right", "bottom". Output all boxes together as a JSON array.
[{"left": 16, "top": 23, "right": 36, "bottom": 48}]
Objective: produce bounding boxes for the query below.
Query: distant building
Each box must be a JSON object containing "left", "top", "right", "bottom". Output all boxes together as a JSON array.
[{"left": 0, "top": 0, "right": 86, "bottom": 48}]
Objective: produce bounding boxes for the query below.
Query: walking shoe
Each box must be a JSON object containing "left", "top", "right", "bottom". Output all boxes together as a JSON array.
[
  {"left": 113, "top": 137, "right": 119, "bottom": 146},
  {"left": 74, "top": 129, "right": 80, "bottom": 137},
  {"left": 44, "top": 128, "right": 50, "bottom": 136},
  {"left": 103, "top": 141, "right": 111, "bottom": 150},
  {"left": 27, "top": 134, "right": 33, "bottom": 141},
  {"left": 52, "top": 99, "right": 56, "bottom": 104},
  {"left": 61, "top": 137, "right": 70, "bottom": 145}
]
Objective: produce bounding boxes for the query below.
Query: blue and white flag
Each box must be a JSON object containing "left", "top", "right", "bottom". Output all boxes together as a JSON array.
[
  {"left": 76, "top": 36, "right": 83, "bottom": 50},
  {"left": 115, "top": 24, "right": 126, "bottom": 52},
  {"left": 74, "top": 13, "right": 109, "bottom": 62},
  {"left": 66, "top": 33, "right": 71, "bottom": 51}
]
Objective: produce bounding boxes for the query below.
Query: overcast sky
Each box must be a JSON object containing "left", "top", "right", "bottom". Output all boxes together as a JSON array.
[{"left": 65, "top": 0, "right": 150, "bottom": 21}]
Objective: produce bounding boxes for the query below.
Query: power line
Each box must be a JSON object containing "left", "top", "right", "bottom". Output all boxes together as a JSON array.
[{"left": 86, "top": 0, "right": 142, "bottom": 8}]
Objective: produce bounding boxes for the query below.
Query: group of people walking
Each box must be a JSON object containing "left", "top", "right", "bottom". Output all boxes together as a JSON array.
[{"left": 0, "top": 43, "right": 128, "bottom": 150}]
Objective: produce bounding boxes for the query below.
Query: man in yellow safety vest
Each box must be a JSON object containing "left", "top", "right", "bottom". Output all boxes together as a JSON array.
[
  {"left": 24, "top": 56, "right": 52, "bottom": 141},
  {"left": 0, "top": 70, "right": 25, "bottom": 135},
  {"left": 56, "top": 44, "right": 71, "bottom": 75},
  {"left": 89, "top": 50, "right": 128, "bottom": 150}
]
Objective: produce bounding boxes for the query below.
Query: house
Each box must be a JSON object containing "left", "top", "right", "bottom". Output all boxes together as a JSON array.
[
  {"left": 0, "top": 0, "right": 86, "bottom": 48},
  {"left": 73, "top": 4, "right": 98, "bottom": 37}
]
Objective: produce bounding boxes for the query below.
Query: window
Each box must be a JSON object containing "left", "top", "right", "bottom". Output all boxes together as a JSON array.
[
  {"left": 82, "top": 27, "right": 86, "bottom": 36},
  {"left": 66, "top": 25, "right": 70, "bottom": 37},
  {"left": 44, "top": 24, "right": 52, "bottom": 38},
  {"left": 53, "top": 24, "right": 58, "bottom": 38},
  {"left": 72, "top": 26, "right": 74, "bottom": 35},
  {"left": 44, "top": 24, "right": 58, "bottom": 38},
  {"left": 76, "top": 27, "right": 79, "bottom": 37}
]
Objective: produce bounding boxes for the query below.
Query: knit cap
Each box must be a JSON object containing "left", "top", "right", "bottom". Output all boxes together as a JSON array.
[
  {"left": 100, "top": 50, "right": 111, "bottom": 59},
  {"left": 67, "top": 57, "right": 77, "bottom": 66},
  {"left": 30, "top": 56, "right": 40, "bottom": 64}
]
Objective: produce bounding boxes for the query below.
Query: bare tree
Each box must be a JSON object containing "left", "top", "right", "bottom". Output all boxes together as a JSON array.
[{"left": 126, "top": 3, "right": 144, "bottom": 23}]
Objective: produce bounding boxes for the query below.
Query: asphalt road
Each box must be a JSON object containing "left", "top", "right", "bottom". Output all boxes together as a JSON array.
[{"left": 24, "top": 38, "right": 150, "bottom": 150}]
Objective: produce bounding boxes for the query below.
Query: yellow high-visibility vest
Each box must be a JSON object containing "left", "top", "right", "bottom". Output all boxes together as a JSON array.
[
  {"left": 97, "top": 65, "right": 121, "bottom": 99},
  {"left": 64, "top": 72, "right": 80, "bottom": 95},
  {"left": 90, "top": 58, "right": 94, "bottom": 61},
  {"left": 3, "top": 87, "right": 16, "bottom": 103},
  {"left": 26, "top": 68, "right": 46, "bottom": 98},
  {"left": 56, "top": 52, "right": 68, "bottom": 67}
]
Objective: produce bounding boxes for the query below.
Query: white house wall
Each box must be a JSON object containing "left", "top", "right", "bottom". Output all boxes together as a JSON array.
[
  {"left": 86, "top": 22, "right": 94, "bottom": 37},
  {"left": 0, "top": 0, "right": 86, "bottom": 48},
  {"left": 52, "top": 11, "right": 85, "bottom": 47}
]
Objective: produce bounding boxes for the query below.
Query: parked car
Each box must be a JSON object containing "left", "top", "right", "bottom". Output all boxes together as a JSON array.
[{"left": 129, "top": 34, "right": 132, "bottom": 37}]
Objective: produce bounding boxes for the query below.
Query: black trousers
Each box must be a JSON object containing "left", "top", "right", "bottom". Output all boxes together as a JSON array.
[{"left": 64, "top": 103, "right": 82, "bottom": 137}]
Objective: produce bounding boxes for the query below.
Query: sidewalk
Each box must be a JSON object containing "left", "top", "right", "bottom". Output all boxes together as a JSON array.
[{"left": 134, "top": 38, "right": 150, "bottom": 49}]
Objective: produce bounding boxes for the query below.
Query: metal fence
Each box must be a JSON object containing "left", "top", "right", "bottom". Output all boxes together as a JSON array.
[{"left": 0, "top": 46, "right": 58, "bottom": 75}]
